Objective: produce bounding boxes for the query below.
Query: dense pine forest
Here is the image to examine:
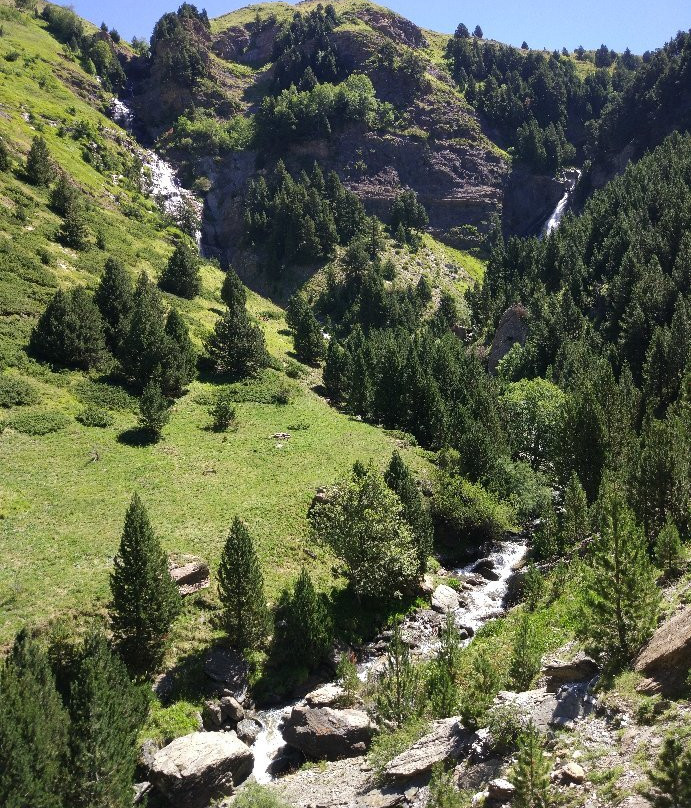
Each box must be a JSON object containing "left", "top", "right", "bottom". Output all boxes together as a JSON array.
[{"left": 0, "top": 2, "right": 689, "bottom": 808}]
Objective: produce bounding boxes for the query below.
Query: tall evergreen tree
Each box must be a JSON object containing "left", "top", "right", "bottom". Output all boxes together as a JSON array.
[
  {"left": 0, "top": 136, "right": 10, "bottom": 171},
  {"left": 50, "top": 171, "right": 79, "bottom": 217},
  {"left": 509, "top": 613, "right": 542, "bottom": 691},
  {"left": 119, "top": 272, "right": 168, "bottom": 387},
  {"left": 67, "top": 630, "right": 148, "bottom": 808},
  {"left": 560, "top": 472, "right": 589, "bottom": 553},
  {"left": 654, "top": 519, "right": 683, "bottom": 575},
  {"left": 293, "top": 305, "right": 325, "bottom": 364},
  {"left": 558, "top": 386, "right": 606, "bottom": 502},
  {"left": 161, "top": 309, "right": 197, "bottom": 396},
  {"left": 138, "top": 377, "right": 170, "bottom": 441},
  {"left": 375, "top": 622, "right": 422, "bottom": 727},
  {"left": 110, "top": 494, "right": 181, "bottom": 677},
  {"left": 581, "top": 482, "right": 659, "bottom": 663},
  {"left": 204, "top": 305, "right": 268, "bottom": 379},
  {"left": 95, "top": 256, "right": 133, "bottom": 354},
  {"left": 0, "top": 630, "right": 69, "bottom": 808},
  {"left": 159, "top": 240, "right": 201, "bottom": 299},
  {"left": 427, "top": 613, "right": 462, "bottom": 718},
  {"left": 217, "top": 517, "right": 269, "bottom": 650},
  {"left": 646, "top": 733, "right": 691, "bottom": 808},
  {"left": 220, "top": 267, "right": 247, "bottom": 311},
  {"left": 25, "top": 134, "right": 52, "bottom": 186},
  {"left": 459, "top": 648, "right": 500, "bottom": 730},
  {"left": 511, "top": 722, "right": 552, "bottom": 808},
  {"left": 58, "top": 192, "right": 89, "bottom": 250}
]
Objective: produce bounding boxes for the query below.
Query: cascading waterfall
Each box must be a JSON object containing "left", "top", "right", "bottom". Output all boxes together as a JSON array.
[{"left": 540, "top": 168, "right": 582, "bottom": 238}]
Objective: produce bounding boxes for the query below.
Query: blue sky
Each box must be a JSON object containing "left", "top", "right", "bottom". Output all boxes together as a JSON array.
[{"left": 72, "top": 0, "right": 689, "bottom": 54}]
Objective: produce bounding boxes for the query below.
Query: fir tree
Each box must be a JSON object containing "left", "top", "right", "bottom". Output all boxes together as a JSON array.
[
  {"left": 220, "top": 267, "right": 247, "bottom": 311},
  {"left": 161, "top": 309, "right": 197, "bottom": 396},
  {"left": 94, "top": 256, "right": 133, "bottom": 354},
  {"left": 581, "top": 482, "right": 659, "bottom": 663},
  {"left": 385, "top": 450, "right": 433, "bottom": 573},
  {"left": 0, "top": 630, "right": 69, "bottom": 808},
  {"left": 159, "top": 240, "right": 201, "bottom": 299},
  {"left": 50, "top": 171, "right": 79, "bottom": 217},
  {"left": 428, "top": 763, "right": 465, "bottom": 808},
  {"left": 110, "top": 494, "right": 181, "bottom": 677},
  {"left": 67, "top": 630, "right": 148, "bottom": 808},
  {"left": 0, "top": 136, "right": 10, "bottom": 171},
  {"left": 29, "top": 287, "right": 106, "bottom": 370},
  {"left": 560, "top": 472, "right": 589, "bottom": 553},
  {"left": 58, "top": 192, "right": 89, "bottom": 250},
  {"left": 119, "top": 272, "right": 168, "bottom": 387},
  {"left": 375, "top": 622, "right": 422, "bottom": 727},
  {"left": 25, "top": 134, "right": 52, "bottom": 186},
  {"left": 209, "top": 388, "right": 237, "bottom": 432},
  {"left": 204, "top": 305, "right": 268, "bottom": 379},
  {"left": 274, "top": 568, "right": 333, "bottom": 671},
  {"left": 427, "top": 614, "right": 462, "bottom": 718},
  {"left": 138, "top": 377, "right": 170, "bottom": 441},
  {"left": 511, "top": 722, "right": 552, "bottom": 808},
  {"left": 293, "top": 306, "right": 325, "bottom": 364},
  {"left": 459, "top": 648, "right": 500, "bottom": 730},
  {"left": 217, "top": 517, "right": 269, "bottom": 650},
  {"left": 323, "top": 339, "right": 352, "bottom": 401},
  {"left": 286, "top": 292, "right": 310, "bottom": 332},
  {"left": 654, "top": 519, "right": 683, "bottom": 575},
  {"left": 509, "top": 613, "right": 542, "bottom": 691},
  {"left": 646, "top": 733, "right": 691, "bottom": 808}
]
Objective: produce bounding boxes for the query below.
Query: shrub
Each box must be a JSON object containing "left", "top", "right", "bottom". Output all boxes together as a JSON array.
[
  {"left": 8, "top": 411, "right": 70, "bottom": 435},
  {"left": 209, "top": 390, "right": 237, "bottom": 432},
  {"left": 76, "top": 405, "right": 114, "bottom": 428},
  {"left": 486, "top": 704, "right": 525, "bottom": 754},
  {"left": 0, "top": 375, "right": 39, "bottom": 408},
  {"left": 233, "top": 784, "right": 292, "bottom": 808},
  {"left": 271, "top": 382, "right": 293, "bottom": 405},
  {"left": 75, "top": 380, "right": 137, "bottom": 412}
]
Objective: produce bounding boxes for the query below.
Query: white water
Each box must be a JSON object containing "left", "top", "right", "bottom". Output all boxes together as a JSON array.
[
  {"left": 250, "top": 537, "right": 528, "bottom": 783},
  {"left": 540, "top": 169, "right": 581, "bottom": 238},
  {"left": 109, "top": 99, "right": 203, "bottom": 244}
]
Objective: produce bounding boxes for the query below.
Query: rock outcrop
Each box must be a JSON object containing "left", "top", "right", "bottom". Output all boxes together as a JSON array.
[
  {"left": 635, "top": 606, "right": 691, "bottom": 696},
  {"left": 203, "top": 646, "right": 250, "bottom": 701},
  {"left": 487, "top": 305, "right": 529, "bottom": 373},
  {"left": 541, "top": 648, "right": 599, "bottom": 692},
  {"left": 384, "top": 718, "right": 476, "bottom": 781},
  {"left": 149, "top": 732, "right": 253, "bottom": 808},
  {"left": 282, "top": 706, "right": 376, "bottom": 761}
]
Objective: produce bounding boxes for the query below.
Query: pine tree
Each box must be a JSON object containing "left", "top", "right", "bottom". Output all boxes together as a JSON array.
[
  {"left": 25, "top": 134, "right": 52, "bottom": 186},
  {"left": 323, "top": 339, "right": 352, "bottom": 401},
  {"left": 220, "top": 267, "right": 247, "bottom": 311},
  {"left": 67, "top": 630, "right": 148, "bottom": 808},
  {"left": 375, "top": 622, "right": 422, "bottom": 727},
  {"left": 58, "top": 192, "right": 89, "bottom": 250},
  {"left": 654, "top": 519, "right": 683, "bottom": 575},
  {"left": 581, "top": 482, "right": 659, "bottom": 663},
  {"left": 119, "top": 272, "right": 168, "bottom": 387},
  {"left": 217, "top": 517, "right": 269, "bottom": 650},
  {"left": 286, "top": 292, "right": 310, "bottom": 332},
  {"left": 110, "top": 494, "right": 181, "bottom": 677},
  {"left": 95, "top": 256, "right": 133, "bottom": 354},
  {"left": 428, "top": 763, "right": 465, "bottom": 808},
  {"left": 427, "top": 614, "right": 462, "bottom": 718},
  {"left": 138, "top": 377, "right": 170, "bottom": 441},
  {"left": 511, "top": 722, "right": 552, "bottom": 808},
  {"left": 646, "top": 733, "right": 691, "bottom": 808},
  {"left": 161, "top": 309, "right": 197, "bottom": 397},
  {"left": 209, "top": 388, "right": 237, "bottom": 432},
  {"left": 0, "top": 630, "right": 70, "bottom": 808},
  {"left": 509, "top": 613, "right": 542, "bottom": 691},
  {"left": 0, "top": 136, "right": 10, "bottom": 171},
  {"left": 385, "top": 450, "right": 433, "bottom": 573},
  {"left": 274, "top": 568, "right": 333, "bottom": 671},
  {"left": 293, "top": 306, "right": 325, "bottom": 364},
  {"left": 50, "top": 171, "right": 79, "bottom": 216},
  {"left": 29, "top": 287, "right": 106, "bottom": 370},
  {"left": 204, "top": 305, "right": 268, "bottom": 379},
  {"left": 560, "top": 472, "right": 589, "bottom": 553},
  {"left": 159, "top": 240, "right": 201, "bottom": 299},
  {"left": 459, "top": 648, "right": 500, "bottom": 730}
]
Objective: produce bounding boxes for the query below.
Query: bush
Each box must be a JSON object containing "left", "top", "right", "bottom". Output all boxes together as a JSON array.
[
  {"left": 271, "top": 382, "right": 293, "bottom": 405},
  {"left": 7, "top": 411, "right": 70, "bottom": 435},
  {"left": 233, "top": 784, "right": 292, "bottom": 808},
  {"left": 0, "top": 375, "right": 39, "bottom": 408},
  {"left": 75, "top": 380, "right": 138, "bottom": 412},
  {"left": 209, "top": 391, "right": 237, "bottom": 432},
  {"left": 76, "top": 405, "right": 114, "bottom": 428},
  {"left": 486, "top": 704, "right": 525, "bottom": 754}
]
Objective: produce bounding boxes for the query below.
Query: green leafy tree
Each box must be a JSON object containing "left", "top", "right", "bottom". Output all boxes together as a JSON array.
[
  {"left": 0, "top": 630, "right": 69, "bottom": 808},
  {"left": 459, "top": 648, "right": 500, "bottom": 730},
  {"left": 385, "top": 450, "right": 434, "bottom": 572},
  {"left": 654, "top": 519, "right": 683, "bottom": 575},
  {"left": 560, "top": 472, "right": 589, "bottom": 553},
  {"left": 29, "top": 287, "right": 106, "bottom": 370},
  {"left": 221, "top": 267, "right": 247, "bottom": 310},
  {"left": 94, "top": 257, "right": 133, "bottom": 353},
  {"left": 25, "top": 134, "right": 52, "bottom": 186},
  {"left": 159, "top": 240, "right": 201, "bottom": 299},
  {"left": 375, "top": 622, "right": 422, "bottom": 726},
  {"left": 67, "top": 630, "right": 148, "bottom": 808},
  {"left": 161, "top": 309, "right": 197, "bottom": 396},
  {"left": 509, "top": 613, "right": 542, "bottom": 691},
  {"left": 500, "top": 378, "right": 566, "bottom": 469},
  {"left": 138, "top": 377, "right": 170, "bottom": 441},
  {"left": 274, "top": 568, "right": 333, "bottom": 671},
  {"left": 580, "top": 482, "right": 659, "bottom": 663},
  {"left": 309, "top": 464, "right": 422, "bottom": 600},
  {"left": 512, "top": 722, "right": 552, "bottom": 808},
  {"left": 217, "top": 517, "right": 270, "bottom": 650},
  {"left": 110, "top": 494, "right": 181, "bottom": 677},
  {"left": 204, "top": 305, "right": 268, "bottom": 379},
  {"left": 646, "top": 733, "right": 691, "bottom": 808}
]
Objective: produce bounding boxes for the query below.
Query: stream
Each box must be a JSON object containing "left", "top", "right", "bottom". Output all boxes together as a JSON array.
[
  {"left": 540, "top": 168, "right": 582, "bottom": 238},
  {"left": 250, "top": 537, "right": 528, "bottom": 784}
]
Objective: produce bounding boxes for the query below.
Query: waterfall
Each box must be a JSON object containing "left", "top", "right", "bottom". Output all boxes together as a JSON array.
[{"left": 540, "top": 169, "right": 581, "bottom": 238}]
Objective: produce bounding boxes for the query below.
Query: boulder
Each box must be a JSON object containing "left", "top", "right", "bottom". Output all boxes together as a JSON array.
[
  {"left": 431, "top": 585, "right": 460, "bottom": 613},
  {"left": 305, "top": 683, "right": 346, "bottom": 708},
  {"left": 202, "top": 700, "right": 223, "bottom": 730},
  {"left": 236, "top": 718, "right": 262, "bottom": 746},
  {"left": 554, "top": 762, "right": 586, "bottom": 785},
  {"left": 487, "top": 778, "right": 515, "bottom": 802},
  {"left": 203, "top": 647, "right": 250, "bottom": 702},
  {"left": 488, "top": 305, "right": 529, "bottom": 374},
  {"left": 471, "top": 559, "right": 500, "bottom": 582},
  {"left": 149, "top": 731, "right": 253, "bottom": 808},
  {"left": 169, "top": 558, "right": 209, "bottom": 596},
  {"left": 635, "top": 606, "right": 691, "bottom": 696},
  {"left": 494, "top": 684, "right": 595, "bottom": 731},
  {"left": 384, "top": 718, "right": 477, "bottom": 781},
  {"left": 220, "top": 695, "right": 244, "bottom": 722},
  {"left": 542, "top": 650, "right": 599, "bottom": 692},
  {"left": 282, "top": 706, "right": 375, "bottom": 761}
]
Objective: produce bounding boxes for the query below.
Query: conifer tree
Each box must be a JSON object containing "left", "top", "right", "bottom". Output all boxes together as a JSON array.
[
  {"left": 95, "top": 256, "right": 133, "bottom": 353},
  {"left": 560, "top": 472, "right": 589, "bottom": 553},
  {"left": 217, "top": 517, "right": 269, "bottom": 650},
  {"left": 25, "top": 134, "right": 52, "bottom": 186},
  {"left": 0, "top": 630, "right": 70, "bottom": 808},
  {"left": 120, "top": 272, "right": 168, "bottom": 387},
  {"left": 509, "top": 613, "right": 542, "bottom": 691},
  {"left": 58, "top": 192, "right": 89, "bottom": 250},
  {"left": 29, "top": 287, "right": 106, "bottom": 370},
  {"left": 286, "top": 292, "right": 310, "bottom": 332},
  {"left": 654, "top": 519, "right": 683, "bottom": 575},
  {"left": 67, "top": 630, "right": 148, "bottom": 808},
  {"left": 511, "top": 722, "right": 552, "bottom": 808},
  {"left": 646, "top": 732, "right": 691, "bottom": 808},
  {"left": 0, "top": 136, "right": 10, "bottom": 171},
  {"left": 323, "top": 339, "right": 352, "bottom": 401},
  {"left": 204, "top": 305, "right": 268, "bottom": 379},
  {"left": 274, "top": 568, "right": 333, "bottom": 670},
  {"left": 427, "top": 614, "right": 462, "bottom": 718},
  {"left": 385, "top": 450, "right": 433, "bottom": 573},
  {"left": 220, "top": 267, "right": 247, "bottom": 310},
  {"left": 138, "top": 377, "right": 170, "bottom": 441},
  {"left": 459, "top": 647, "right": 500, "bottom": 730},
  {"left": 375, "top": 622, "right": 422, "bottom": 727},
  {"left": 293, "top": 305, "right": 325, "bottom": 364},
  {"left": 161, "top": 309, "right": 197, "bottom": 396},
  {"left": 110, "top": 494, "right": 181, "bottom": 677},
  {"left": 159, "top": 240, "right": 201, "bottom": 299},
  {"left": 50, "top": 171, "right": 79, "bottom": 217},
  {"left": 581, "top": 482, "right": 659, "bottom": 663}
]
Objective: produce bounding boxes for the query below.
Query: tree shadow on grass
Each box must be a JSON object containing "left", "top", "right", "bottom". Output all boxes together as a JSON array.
[{"left": 117, "top": 427, "right": 158, "bottom": 447}]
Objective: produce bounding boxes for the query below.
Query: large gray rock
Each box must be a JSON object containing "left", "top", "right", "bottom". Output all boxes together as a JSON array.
[
  {"left": 169, "top": 558, "right": 209, "bottom": 596},
  {"left": 149, "top": 731, "right": 253, "bottom": 808},
  {"left": 542, "top": 649, "right": 599, "bottom": 692},
  {"left": 385, "top": 718, "right": 476, "bottom": 781},
  {"left": 471, "top": 558, "right": 500, "bottom": 581},
  {"left": 494, "top": 683, "right": 595, "bottom": 731},
  {"left": 635, "top": 606, "right": 691, "bottom": 696},
  {"left": 488, "top": 778, "right": 515, "bottom": 802},
  {"left": 305, "top": 683, "right": 346, "bottom": 708},
  {"left": 488, "top": 305, "right": 529, "bottom": 374},
  {"left": 203, "top": 647, "right": 250, "bottom": 702},
  {"left": 282, "top": 705, "right": 375, "bottom": 761},
  {"left": 431, "top": 585, "right": 460, "bottom": 613}
]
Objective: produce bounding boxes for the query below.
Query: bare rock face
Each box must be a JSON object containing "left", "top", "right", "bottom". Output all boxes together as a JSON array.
[
  {"left": 553, "top": 762, "right": 586, "bottom": 785},
  {"left": 431, "top": 584, "right": 461, "bottom": 613},
  {"left": 487, "top": 778, "right": 516, "bottom": 801},
  {"left": 282, "top": 706, "right": 375, "bottom": 761},
  {"left": 149, "top": 732, "right": 253, "bottom": 808},
  {"left": 384, "top": 718, "right": 477, "bottom": 781},
  {"left": 494, "top": 684, "right": 596, "bottom": 731},
  {"left": 358, "top": 8, "right": 428, "bottom": 49},
  {"left": 635, "top": 606, "right": 691, "bottom": 696},
  {"left": 487, "top": 305, "right": 529, "bottom": 373}
]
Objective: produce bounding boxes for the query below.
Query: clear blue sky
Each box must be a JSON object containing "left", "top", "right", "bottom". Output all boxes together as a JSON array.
[{"left": 71, "top": 0, "right": 689, "bottom": 54}]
